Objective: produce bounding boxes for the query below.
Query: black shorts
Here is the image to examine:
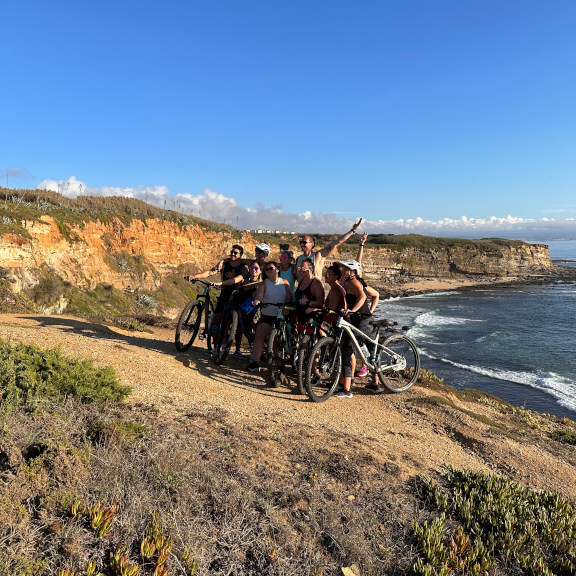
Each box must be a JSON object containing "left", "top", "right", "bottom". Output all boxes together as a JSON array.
[{"left": 257, "top": 314, "right": 276, "bottom": 327}]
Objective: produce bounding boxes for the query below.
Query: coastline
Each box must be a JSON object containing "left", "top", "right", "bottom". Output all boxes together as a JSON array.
[{"left": 374, "top": 265, "right": 576, "bottom": 298}]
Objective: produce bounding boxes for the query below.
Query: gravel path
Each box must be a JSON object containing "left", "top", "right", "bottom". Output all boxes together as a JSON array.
[{"left": 2, "top": 313, "right": 575, "bottom": 498}]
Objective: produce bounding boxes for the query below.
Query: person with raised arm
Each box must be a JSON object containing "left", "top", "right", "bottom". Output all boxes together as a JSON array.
[{"left": 296, "top": 218, "right": 363, "bottom": 281}]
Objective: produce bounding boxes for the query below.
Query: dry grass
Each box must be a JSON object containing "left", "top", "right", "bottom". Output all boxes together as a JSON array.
[{"left": 0, "top": 400, "right": 426, "bottom": 576}]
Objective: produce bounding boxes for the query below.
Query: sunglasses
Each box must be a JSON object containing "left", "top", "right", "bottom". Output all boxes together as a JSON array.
[
  {"left": 230, "top": 251, "right": 240, "bottom": 255},
  {"left": 265, "top": 267, "right": 277, "bottom": 272},
  {"left": 255, "top": 249, "right": 264, "bottom": 253},
  {"left": 249, "top": 266, "right": 260, "bottom": 271},
  {"left": 298, "top": 266, "right": 312, "bottom": 270},
  {"left": 299, "top": 240, "right": 309, "bottom": 244}
]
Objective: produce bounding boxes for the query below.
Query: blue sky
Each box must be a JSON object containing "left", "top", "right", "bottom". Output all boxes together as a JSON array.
[{"left": 2, "top": 0, "right": 575, "bottom": 239}]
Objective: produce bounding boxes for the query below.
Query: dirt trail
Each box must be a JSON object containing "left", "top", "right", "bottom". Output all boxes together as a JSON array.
[{"left": 1, "top": 313, "right": 575, "bottom": 499}]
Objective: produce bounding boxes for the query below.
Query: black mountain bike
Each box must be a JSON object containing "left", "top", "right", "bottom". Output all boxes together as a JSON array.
[
  {"left": 265, "top": 304, "right": 298, "bottom": 388},
  {"left": 174, "top": 279, "right": 219, "bottom": 352},
  {"left": 294, "top": 313, "right": 328, "bottom": 395},
  {"left": 213, "top": 289, "right": 259, "bottom": 365}
]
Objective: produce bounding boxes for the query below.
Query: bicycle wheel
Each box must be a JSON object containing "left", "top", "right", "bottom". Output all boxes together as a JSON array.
[
  {"left": 377, "top": 333, "right": 420, "bottom": 393},
  {"left": 295, "top": 335, "right": 314, "bottom": 395},
  {"left": 266, "top": 328, "right": 287, "bottom": 388},
  {"left": 305, "top": 336, "right": 341, "bottom": 402},
  {"left": 175, "top": 300, "right": 202, "bottom": 351},
  {"left": 214, "top": 310, "right": 238, "bottom": 365}
]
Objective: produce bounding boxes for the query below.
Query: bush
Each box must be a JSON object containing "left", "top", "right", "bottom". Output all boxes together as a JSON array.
[
  {"left": 0, "top": 338, "right": 131, "bottom": 409},
  {"left": 30, "top": 275, "right": 64, "bottom": 306},
  {"left": 413, "top": 468, "right": 576, "bottom": 575}
]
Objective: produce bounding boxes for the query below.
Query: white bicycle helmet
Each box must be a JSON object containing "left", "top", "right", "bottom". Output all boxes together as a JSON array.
[
  {"left": 255, "top": 243, "right": 271, "bottom": 256},
  {"left": 335, "top": 259, "right": 362, "bottom": 275}
]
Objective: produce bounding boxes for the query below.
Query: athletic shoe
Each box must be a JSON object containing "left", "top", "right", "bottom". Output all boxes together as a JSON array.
[
  {"left": 204, "top": 349, "right": 216, "bottom": 357},
  {"left": 334, "top": 390, "right": 353, "bottom": 399},
  {"left": 247, "top": 361, "right": 260, "bottom": 373},
  {"left": 364, "top": 383, "right": 383, "bottom": 395},
  {"left": 231, "top": 350, "right": 245, "bottom": 359},
  {"left": 355, "top": 366, "right": 368, "bottom": 378}
]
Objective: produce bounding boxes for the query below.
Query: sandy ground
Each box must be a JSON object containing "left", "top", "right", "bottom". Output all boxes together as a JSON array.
[{"left": 1, "top": 313, "right": 575, "bottom": 500}]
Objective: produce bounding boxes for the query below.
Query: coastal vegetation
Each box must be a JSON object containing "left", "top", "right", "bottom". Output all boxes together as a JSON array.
[
  {"left": 0, "top": 187, "right": 236, "bottom": 234},
  {"left": 0, "top": 339, "right": 575, "bottom": 575}
]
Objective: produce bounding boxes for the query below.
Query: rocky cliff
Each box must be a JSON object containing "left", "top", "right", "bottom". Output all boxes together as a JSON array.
[
  {"left": 346, "top": 241, "right": 553, "bottom": 288},
  {"left": 0, "top": 216, "right": 554, "bottom": 298},
  {"left": 0, "top": 215, "right": 256, "bottom": 293}
]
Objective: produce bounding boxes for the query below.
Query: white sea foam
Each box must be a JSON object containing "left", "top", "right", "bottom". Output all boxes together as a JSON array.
[{"left": 433, "top": 356, "right": 576, "bottom": 412}]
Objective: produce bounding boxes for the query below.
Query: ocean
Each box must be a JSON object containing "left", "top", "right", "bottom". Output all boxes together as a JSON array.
[{"left": 377, "top": 240, "right": 576, "bottom": 420}]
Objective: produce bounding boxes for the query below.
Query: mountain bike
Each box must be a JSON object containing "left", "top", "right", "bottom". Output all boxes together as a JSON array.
[
  {"left": 265, "top": 304, "right": 298, "bottom": 388},
  {"left": 305, "top": 314, "right": 420, "bottom": 402},
  {"left": 174, "top": 279, "right": 219, "bottom": 352},
  {"left": 294, "top": 312, "right": 332, "bottom": 395},
  {"left": 213, "top": 289, "right": 259, "bottom": 365}
]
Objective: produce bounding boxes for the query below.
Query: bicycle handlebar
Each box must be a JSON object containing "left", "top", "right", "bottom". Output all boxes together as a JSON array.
[{"left": 184, "top": 277, "right": 221, "bottom": 290}]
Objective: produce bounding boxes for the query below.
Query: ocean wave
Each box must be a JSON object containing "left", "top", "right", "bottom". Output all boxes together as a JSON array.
[
  {"left": 414, "top": 311, "right": 483, "bottom": 327},
  {"left": 405, "top": 291, "right": 461, "bottom": 300},
  {"left": 432, "top": 356, "right": 576, "bottom": 412}
]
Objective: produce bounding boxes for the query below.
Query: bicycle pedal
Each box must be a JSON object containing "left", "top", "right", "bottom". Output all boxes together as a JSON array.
[{"left": 198, "top": 334, "right": 205, "bottom": 341}]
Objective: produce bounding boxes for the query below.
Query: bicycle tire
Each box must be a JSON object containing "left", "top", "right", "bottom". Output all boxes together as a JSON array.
[
  {"left": 295, "top": 335, "right": 314, "bottom": 395},
  {"left": 305, "top": 336, "right": 342, "bottom": 402},
  {"left": 266, "top": 327, "right": 287, "bottom": 388},
  {"left": 175, "top": 300, "right": 202, "bottom": 352},
  {"left": 205, "top": 312, "right": 215, "bottom": 353},
  {"left": 377, "top": 333, "right": 420, "bottom": 393},
  {"left": 214, "top": 310, "right": 238, "bottom": 365}
]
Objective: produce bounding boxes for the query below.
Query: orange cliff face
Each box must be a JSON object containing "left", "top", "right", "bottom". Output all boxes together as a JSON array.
[{"left": 0, "top": 216, "right": 256, "bottom": 292}]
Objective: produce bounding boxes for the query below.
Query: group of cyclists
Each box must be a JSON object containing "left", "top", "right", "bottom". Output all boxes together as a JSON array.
[{"left": 185, "top": 217, "right": 383, "bottom": 399}]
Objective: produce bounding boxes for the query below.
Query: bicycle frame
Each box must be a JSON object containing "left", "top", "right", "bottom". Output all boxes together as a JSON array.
[
  {"left": 195, "top": 281, "right": 217, "bottom": 341},
  {"left": 334, "top": 316, "right": 406, "bottom": 373}
]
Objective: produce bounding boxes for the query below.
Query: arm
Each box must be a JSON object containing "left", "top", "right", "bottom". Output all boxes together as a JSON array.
[
  {"left": 212, "top": 273, "right": 246, "bottom": 287},
  {"left": 186, "top": 261, "right": 222, "bottom": 280},
  {"left": 310, "top": 278, "right": 326, "bottom": 307},
  {"left": 356, "top": 232, "right": 367, "bottom": 264},
  {"left": 252, "top": 280, "right": 266, "bottom": 306},
  {"left": 318, "top": 218, "right": 363, "bottom": 259},
  {"left": 283, "top": 280, "right": 292, "bottom": 303},
  {"left": 365, "top": 285, "right": 380, "bottom": 315},
  {"left": 215, "top": 264, "right": 249, "bottom": 286}
]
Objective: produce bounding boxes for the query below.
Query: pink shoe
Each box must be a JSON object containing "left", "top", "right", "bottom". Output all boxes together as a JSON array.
[{"left": 355, "top": 366, "right": 368, "bottom": 378}]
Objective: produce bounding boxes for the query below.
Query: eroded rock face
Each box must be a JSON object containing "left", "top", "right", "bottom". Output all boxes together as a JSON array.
[
  {"left": 346, "top": 243, "right": 552, "bottom": 285},
  {"left": 0, "top": 216, "right": 255, "bottom": 291},
  {"left": 0, "top": 216, "right": 552, "bottom": 293}
]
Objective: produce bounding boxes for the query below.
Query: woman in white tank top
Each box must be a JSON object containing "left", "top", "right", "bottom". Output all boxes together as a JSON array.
[{"left": 247, "top": 261, "right": 292, "bottom": 373}]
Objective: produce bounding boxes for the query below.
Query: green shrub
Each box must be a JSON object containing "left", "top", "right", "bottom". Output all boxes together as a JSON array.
[
  {"left": 0, "top": 338, "right": 131, "bottom": 409},
  {"left": 30, "top": 275, "right": 65, "bottom": 306},
  {"left": 414, "top": 468, "right": 576, "bottom": 575},
  {"left": 551, "top": 429, "right": 576, "bottom": 446}
]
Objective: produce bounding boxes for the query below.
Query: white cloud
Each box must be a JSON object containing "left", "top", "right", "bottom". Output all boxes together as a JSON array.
[{"left": 36, "top": 176, "right": 576, "bottom": 240}]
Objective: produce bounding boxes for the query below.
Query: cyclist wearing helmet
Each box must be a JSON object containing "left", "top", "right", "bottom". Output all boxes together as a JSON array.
[
  {"left": 296, "top": 218, "right": 363, "bottom": 281},
  {"left": 253, "top": 242, "right": 271, "bottom": 268},
  {"left": 333, "top": 259, "right": 369, "bottom": 398}
]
